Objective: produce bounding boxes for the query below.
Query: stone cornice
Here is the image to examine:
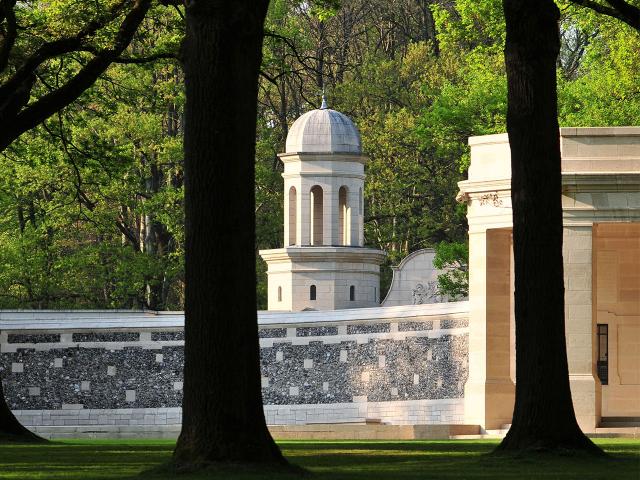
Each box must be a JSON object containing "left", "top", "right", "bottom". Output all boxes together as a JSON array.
[
  {"left": 458, "top": 173, "right": 640, "bottom": 204},
  {"left": 258, "top": 301, "right": 470, "bottom": 326},
  {"left": 0, "top": 302, "right": 472, "bottom": 330},
  {"left": 457, "top": 178, "right": 511, "bottom": 193},
  {"left": 468, "top": 133, "right": 509, "bottom": 146},
  {"left": 559, "top": 126, "right": 640, "bottom": 137},
  {"left": 282, "top": 172, "right": 365, "bottom": 180},
  {"left": 562, "top": 173, "right": 640, "bottom": 191},
  {"left": 259, "top": 246, "right": 386, "bottom": 265},
  {"left": 456, "top": 178, "right": 511, "bottom": 204},
  {"left": 278, "top": 152, "right": 367, "bottom": 164},
  {"left": 468, "top": 127, "right": 640, "bottom": 148}
]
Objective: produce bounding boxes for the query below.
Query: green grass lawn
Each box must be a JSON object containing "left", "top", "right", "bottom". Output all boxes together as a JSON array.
[{"left": 0, "top": 439, "right": 638, "bottom": 479}]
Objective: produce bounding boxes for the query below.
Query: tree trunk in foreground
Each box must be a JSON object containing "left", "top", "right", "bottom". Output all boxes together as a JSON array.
[
  {"left": 171, "top": 0, "right": 287, "bottom": 469},
  {"left": 497, "top": 0, "right": 601, "bottom": 454},
  {"left": 0, "top": 380, "right": 44, "bottom": 442}
]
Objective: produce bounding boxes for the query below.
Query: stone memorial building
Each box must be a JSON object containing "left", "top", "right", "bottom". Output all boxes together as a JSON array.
[
  {"left": 457, "top": 128, "right": 640, "bottom": 431},
  {"left": 0, "top": 104, "right": 637, "bottom": 439},
  {"left": 259, "top": 97, "right": 386, "bottom": 311}
]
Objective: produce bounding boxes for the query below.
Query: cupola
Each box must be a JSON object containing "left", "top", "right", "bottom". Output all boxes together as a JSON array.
[
  {"left": 259, "top": 98, "right": 385, "bottom": 311},
  {"left": 285, "top": 97, "right": 361, "bottom": 154}
]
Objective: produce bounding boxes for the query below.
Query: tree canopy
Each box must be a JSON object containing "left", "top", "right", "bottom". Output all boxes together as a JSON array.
[{"left": 0, "top": 0, "right": 638, "bottom": 310}]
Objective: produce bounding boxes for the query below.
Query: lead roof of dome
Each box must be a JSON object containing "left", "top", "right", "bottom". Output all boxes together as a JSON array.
[{"left": 285, "top": 100, "right": 361, "bottom": 154}]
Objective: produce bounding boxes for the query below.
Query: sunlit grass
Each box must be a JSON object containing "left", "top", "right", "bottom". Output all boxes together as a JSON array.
[{"left": 0, "top": 438, "right": 637, "bottom": 479}]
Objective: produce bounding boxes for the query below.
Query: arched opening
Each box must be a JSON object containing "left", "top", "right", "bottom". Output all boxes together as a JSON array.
[
  {"left": 288, "top": 186, "right": 297, "bottom": 245},
  {"left": 277, "top": 286, "right": 282, "bottom": 302},
  {"left": 339, "top": 186, "right": 350, "bottom": 245},
  {"left": 349, "top": 285, "right": 355, "bottom": 301},
  {"left": 310, "top": 285, "right": 317, "bottom": 301},
  {"left": 310, "top": 186, "right": 323, "bottom": 245}
]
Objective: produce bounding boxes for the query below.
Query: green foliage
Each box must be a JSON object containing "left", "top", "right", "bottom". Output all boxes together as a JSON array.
[
  {"left": 433, "top": 241, "right": 469, "bottom": 300},
  {"left": 3, "top": 0, "right": 639, "bottom": 310},
  {"left": 558, "top": 19, "right": 640, "bottom": 126},
  {"left": 0, "top": 439, "right": 637, "bottom": 479},
  {"left": 0, "top": 4, "right": 184, "bottom": 309},
  {"left": 335, "top": 42, "right": 474, "bottom": 268},
  {"left": 432, "top": 0, "right": 505, "bottom": 54}
]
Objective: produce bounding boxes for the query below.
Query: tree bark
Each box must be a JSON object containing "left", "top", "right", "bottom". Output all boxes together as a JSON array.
[
  {"left": 497, "top": 0, "right": 601, "bottom": 454},
  {"left": 171, "top": 0, "right": 288, "bottom": 469},
  {"left": 0, "top": 380, "right": 44, "bottom": 442}
]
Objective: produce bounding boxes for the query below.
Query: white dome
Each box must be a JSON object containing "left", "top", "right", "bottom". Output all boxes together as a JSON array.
[{"left": 285, "top": 105, "right": 361, "bottom": 154}]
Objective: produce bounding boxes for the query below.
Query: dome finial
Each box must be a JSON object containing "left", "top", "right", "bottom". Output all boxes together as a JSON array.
[{"left": 320, "top": 88, "right": 328, "bottom": 109}]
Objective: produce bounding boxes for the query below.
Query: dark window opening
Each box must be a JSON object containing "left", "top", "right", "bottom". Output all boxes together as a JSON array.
[
  {"left": 310, "top": 285, "right": 316, "bottom": 301},
  {"left": 597, "top": 324, "right": 608, "bottom": 385},
  {"left": 277, "top": 286, "right": 282, "bottom": 302},
  {"left": 349, "top": 285, "right": 355, "bottom": 301}
]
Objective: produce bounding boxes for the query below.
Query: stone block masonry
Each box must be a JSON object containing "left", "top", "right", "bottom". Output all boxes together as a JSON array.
[{"left": 0, "top": 303, "right": 469, "bottom": 435}]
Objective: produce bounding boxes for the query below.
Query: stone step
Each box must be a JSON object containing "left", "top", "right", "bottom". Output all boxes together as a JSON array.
[
  {"left": 486, "top": 429, "right": 509, "bottom": 435},
  {"left": 600, "top": 417, "right": 640, "bottom": 428},
  {"left": 449, "top": 434, "right": 504, "bottom": 440},
  {"left": 453, "top": 428, "right": 640, "bottom": 440},
  {"left": 593, "top": 426, "right": 640, "bottom": 438}
]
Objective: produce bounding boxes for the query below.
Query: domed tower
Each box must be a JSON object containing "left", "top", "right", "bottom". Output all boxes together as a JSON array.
[{"left": 260, "top": 98, "right": 386, "bottom": 311}]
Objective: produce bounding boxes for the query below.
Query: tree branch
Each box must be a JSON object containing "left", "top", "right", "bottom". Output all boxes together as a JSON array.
[
  {"left": 112, "top": 51, "right": 179, "bottom": 64},
  {"left": 0, "top": 0, "right": 152, "bottom": 152},
  {"left": 0, "top": 0, "right": 129, "bottom": 92},
  {"left": 569, "top": 0, "right": 640, "bottom": 30},
  {"left": 79, "top": 45, "right": 178, "bottom": 64},
  {"left": 0, "top": 0, "right": 17, "bottom": 72},
  {"left": 605, "top": 0, "right": 640, "bottom": 28}
]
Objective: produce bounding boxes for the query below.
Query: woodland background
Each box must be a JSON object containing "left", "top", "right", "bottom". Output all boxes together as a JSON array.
[{"left": 0, "top": 0, "right": 638, "bottom": 310}]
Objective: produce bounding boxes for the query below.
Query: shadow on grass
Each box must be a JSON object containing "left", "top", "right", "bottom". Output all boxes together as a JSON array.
[
  {"left": 280, "top": 440, "right": 639, "bottom": 479},
  {"left": 0, "top": 439, "right": 637, "bottom": 480}
]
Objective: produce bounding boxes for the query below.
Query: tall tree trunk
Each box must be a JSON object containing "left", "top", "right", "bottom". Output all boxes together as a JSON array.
[
  {"left": 497, "top": 0, "right": 601, "bottom": 454},
  {"left": 144, "top": 160, "right": 171, "bottom": 310},
  {"left": 0, "top": 381, "right": 44, "bottom": 442},
  {"left": 316, "top": 19, "right": 326, "bottom": 89},
  {"left": 171, "top": 0, "right": 288, "bottom": 469},
  {"left": 418, "top": 0, "right": 439, "bottom": 56}
]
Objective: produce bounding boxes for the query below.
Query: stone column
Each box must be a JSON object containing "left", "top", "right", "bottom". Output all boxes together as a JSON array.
[
  {"left": 464, "top": 227, "right": 515, "bottom": 430},
  {"left": 323, "top": 184, "right": 334, "bottom": 246},
  {"left": 358, "top": 186, "right": 364, "bottom": 247},
  {"left": 349, "top": 182, "right": 359, "bottom": 246},
  {"left": 283, "top": 182, "right": 293, "bottom": 246},
  {"left": 563, "top": 225, "right": 600, "bottom": 431},
  {"left": 299, "top": 180, "right": 310, "bottom": 246}
]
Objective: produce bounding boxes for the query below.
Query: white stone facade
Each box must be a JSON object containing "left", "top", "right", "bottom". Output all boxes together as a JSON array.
[
  {"left": 382, "top": 249, "right": 454, "bottom": 306},
  {"left": 260, "top": 246, "right": 385, "bottom": 310},
  {"left": 457, "top": 126, "right": 640, "bottom": 431},
  {"left": 260, "top": 103, "right": 385, "bottom": 311},
  {"left": 4, "top": 127, "right": 637, "bottom": 440},
  {"left": 1, "top": 304, "right": 469, "bottom": 438},
  {"left": 14, "top": 398, "right": 464, "bottom": 439}
]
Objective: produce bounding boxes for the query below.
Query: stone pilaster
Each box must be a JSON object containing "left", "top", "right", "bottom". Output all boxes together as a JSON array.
[{"left": 563, "top": 225, "right": 600, "bottom": 431}]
